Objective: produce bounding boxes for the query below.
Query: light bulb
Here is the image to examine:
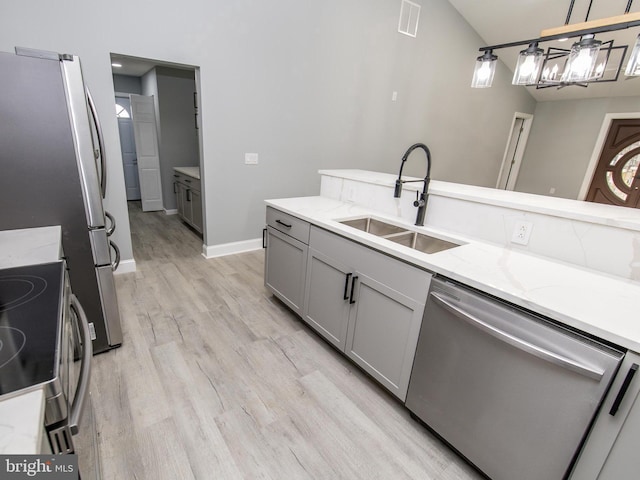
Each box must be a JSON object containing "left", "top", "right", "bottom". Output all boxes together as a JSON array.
[
  {"left": 520, "top": 56, "right": 536, "bottom": 77},
  {"left": 594, "top": 62, "right": 605, "bottom": 77},
  {"left": 477, "top": 62, "right": 491, "bottom": 80},
  {"left": 575, "top": 49, "right": 592, "bottom": 76}
]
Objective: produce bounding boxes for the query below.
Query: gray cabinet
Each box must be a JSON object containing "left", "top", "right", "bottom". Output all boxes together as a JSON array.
[
  {"left": 173, "top": 170, "right": 203, "bottom": 234},
  {"left": 345, "top": 272, "right": 425, "bottom": 398},
  {"left": 304, "top": 248, "right": 352, "bottom": 350},
  {"left": 571, "top": 351, "right": 640, "bottom": 479},
  {"left": 304, "top": 225, "right": 431, "bottom": 400},
  {"left": 191, "top": 188, "right": 203, "bottom": 232},
  {"left": 264, "top": 207, "right": 310, "bottom": 316}
]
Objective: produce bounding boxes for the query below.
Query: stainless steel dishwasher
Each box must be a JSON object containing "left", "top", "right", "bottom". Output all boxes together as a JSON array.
[{"left": 405, "top": 276, "right": 624, "bottom": 480}]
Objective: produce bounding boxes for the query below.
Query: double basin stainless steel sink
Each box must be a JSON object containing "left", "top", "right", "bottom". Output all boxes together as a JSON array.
[{"left": 339, "top": 217, "right": 461, "bottom": 254}]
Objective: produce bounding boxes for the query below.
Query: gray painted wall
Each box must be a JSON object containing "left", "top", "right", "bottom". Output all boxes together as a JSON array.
[
  {"left": 517, "top": 96, "right": 640, "bottom": 199},
  {"left": 0, "top": 0, "right": 535, "bottom": 263},
  {"left": 112, "top": 74, "right": 142, "bottom": 95},
  {"left": 155, "top": 67, "right": 199, "bottom": 211}
]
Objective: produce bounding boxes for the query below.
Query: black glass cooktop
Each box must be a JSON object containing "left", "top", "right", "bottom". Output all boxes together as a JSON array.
[{"left": 0, "top": 261, "right": 64, "bottom": 396}]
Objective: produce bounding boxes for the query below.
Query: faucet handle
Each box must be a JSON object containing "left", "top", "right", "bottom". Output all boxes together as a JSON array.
[
  {"left": 413, "top": 191, "right": 425, "bottom": 207},
  {"left": 394, "top": 179, "right": 403, "bottom": 198}
]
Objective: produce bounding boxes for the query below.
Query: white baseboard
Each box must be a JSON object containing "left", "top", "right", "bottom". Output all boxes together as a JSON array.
[
  {"left": 164, "top": 208, "right": 178, "bottom": 215},
  {"left": 114, "top": 258, "right": 137, "bottom": 275},
  {"left": 202, "top": 238, "right": 263, "bottom": 258}
]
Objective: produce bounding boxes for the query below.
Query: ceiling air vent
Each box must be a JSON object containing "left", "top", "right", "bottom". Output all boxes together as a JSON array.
[{"left": 398, "top": 0, "right": 421, "bottom": 38}]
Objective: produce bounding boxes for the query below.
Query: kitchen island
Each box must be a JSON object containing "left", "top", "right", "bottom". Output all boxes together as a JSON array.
[{"left": 265, "top": 169, "right": 640, "bottom": 480}]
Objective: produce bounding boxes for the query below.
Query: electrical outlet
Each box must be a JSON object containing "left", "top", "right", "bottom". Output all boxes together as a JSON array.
[
  {"left": 245, "top": 153, "right": 258, "bottom": 165},
  {"left": 511, "top": 220, "right": 533, "bottom": 245},
  {"left": 345, "top": 186, "right": 356, "bottom": 202}
]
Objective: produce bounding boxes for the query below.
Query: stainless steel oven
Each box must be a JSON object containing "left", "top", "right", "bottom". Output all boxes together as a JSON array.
[{"left": 0, "top": 261, "right": 100, "bottom": 478}]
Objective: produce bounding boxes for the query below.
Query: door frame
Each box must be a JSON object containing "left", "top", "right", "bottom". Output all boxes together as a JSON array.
[
  {"left": 578, "top": 112, "right": 640, "bottom": 201},
  {"left": 496, "top": 112, "right": 534, "bottom": 191}
]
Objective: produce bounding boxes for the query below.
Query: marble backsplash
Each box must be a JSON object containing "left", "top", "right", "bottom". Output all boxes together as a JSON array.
[{"left": 320, "top": 172, "right": 640, "bottom": 282}]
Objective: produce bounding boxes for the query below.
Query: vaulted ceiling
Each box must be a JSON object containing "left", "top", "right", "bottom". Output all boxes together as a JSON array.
[{"left": 447, "top": 0, "right": 640, "bottom": 101}]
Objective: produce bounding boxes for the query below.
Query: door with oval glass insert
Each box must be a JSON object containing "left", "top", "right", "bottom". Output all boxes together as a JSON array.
[{"left": 586, "top": 119, "right": 640, "bottom": 208}]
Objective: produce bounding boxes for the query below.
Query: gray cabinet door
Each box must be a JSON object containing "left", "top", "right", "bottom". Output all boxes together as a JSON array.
[
  {"left": 598, "top": 383, "right": 640, "bottom": 479},
  {"left": 191, "top": 189, "right": 203, "bottom": 233},
  {"left": 178, "top": 183, "right": 192, "bottom": 223},
  {"left": 571, "top": 351, "right": 640, "bottom": 479},
  {"left": 176, "top": 181, "right": 185, "bottom": 218},
  {"left": 303, "top": 248, "right": 352, "bottom": 349},
  {"left": 265, "top": 226, "right": 308, "bottom": 316},
  {"left": 345, "top": 272, "right": 424, "bottom": 400}
]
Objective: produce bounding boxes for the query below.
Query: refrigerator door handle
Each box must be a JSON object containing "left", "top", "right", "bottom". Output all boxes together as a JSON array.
[
  {"left": 105, "top": 211, "right": 116, "bottom": 237},
  {"left": 86, "top": 88, "right": 106, "bottom": 198},
  {"left": 68, "top": 294, "right": 92, "bottom": 435},
  {"left": 109, "top": 240, "right": 121, "bottom": 271}
]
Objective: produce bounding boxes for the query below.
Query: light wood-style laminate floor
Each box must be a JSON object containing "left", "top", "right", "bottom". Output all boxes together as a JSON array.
[{"left": 92, "top": 202, "right": 483, "bottom": 480}]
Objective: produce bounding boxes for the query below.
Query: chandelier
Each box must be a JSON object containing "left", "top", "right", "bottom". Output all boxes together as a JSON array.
[{"left": 471, "top": 0, "right": 640, "bottom": 88}]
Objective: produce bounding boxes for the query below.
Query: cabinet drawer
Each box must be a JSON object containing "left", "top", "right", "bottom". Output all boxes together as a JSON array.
[
  {"left": 173, "top": 171, "right": 201, "bottom": 191},
  {"left": 309, "top": 225, "right": 431, "bottom": 304},
  {"left": 266, "top": 207, "right": 310, "bottom": 244}
]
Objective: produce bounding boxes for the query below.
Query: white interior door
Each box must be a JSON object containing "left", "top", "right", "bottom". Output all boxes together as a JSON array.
[
  {"left": 116, "top": 97, "right": 140, "bottom": 201},
  {"left": 496, "top": 113, "right": 533, "bottom": 191},
  {"left": 130, "top": 94, "right": 163, "bottom": 211}
]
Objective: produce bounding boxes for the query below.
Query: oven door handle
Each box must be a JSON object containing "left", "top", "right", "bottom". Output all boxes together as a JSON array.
[{"left": 69, "top": 294, "right": 92, "bottom": 435}]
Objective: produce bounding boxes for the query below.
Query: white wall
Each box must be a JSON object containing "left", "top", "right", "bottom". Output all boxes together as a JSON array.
[
  {"left": 0, "top": 0, "right": 534, "bottom": 262},
  {"left": 517, "top": 96, "right": 640, "bottom": 199}
]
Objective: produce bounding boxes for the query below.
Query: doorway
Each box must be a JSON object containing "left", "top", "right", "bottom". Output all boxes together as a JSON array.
[
  {"left": 585, "top": 118, "right": 640, "bottom": 208},
  {"left": 496, "top": 112, "right": 533, "bottom": 191},
  {"left": 577, "top": 112, "right": 640, "bottom": 208},
  {"left": 111, "top": 53, "right": 205, "bottom": 242}
]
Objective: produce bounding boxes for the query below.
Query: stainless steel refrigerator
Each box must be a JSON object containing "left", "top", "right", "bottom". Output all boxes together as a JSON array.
[{"left": 0, "top": 47, "right": 123, "bottom": 353}]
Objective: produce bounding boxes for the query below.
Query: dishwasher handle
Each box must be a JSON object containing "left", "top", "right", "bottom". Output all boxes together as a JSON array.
[
  {"left": 430, "top": 292, "right": 605, "bottom": 381},
  {"left": 609, "top": 363, "right": 639, "bottom": 416}
]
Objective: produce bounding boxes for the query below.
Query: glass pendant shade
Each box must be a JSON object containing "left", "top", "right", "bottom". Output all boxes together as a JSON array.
[
  {"left": 512, "top": 43, "right": 544, "bottom": 85},
  {"left": 471, "top": 51, "right": 498, "bottom": 88},
  {"left": 561, "top": 34, "right": 602, "bottom": 82},
  {"left": 625, "top": 34, "right": 640, "bottom": 76}
]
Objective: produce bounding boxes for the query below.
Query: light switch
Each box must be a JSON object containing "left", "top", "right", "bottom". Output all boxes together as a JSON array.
[
  {"left": 245, "top": 153, "right": 258, "bottom": 165},
  {"left": 392, "top": 91, "right": 398, "bottom": 101}
]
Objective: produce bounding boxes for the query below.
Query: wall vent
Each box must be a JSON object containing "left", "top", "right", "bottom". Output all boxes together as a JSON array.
[{"left": 398, "top": 0, "right": 421, "bottom": 38}]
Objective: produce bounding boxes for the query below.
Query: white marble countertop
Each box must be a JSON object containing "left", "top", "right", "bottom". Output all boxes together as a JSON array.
[
  {"left": 0, "top": 389, "right": 46, "bottom": 454},
  {"left": 0, "top": 226, "right": 62, "bottom": 268},
  {"left": 173, "top": 166, "right": 200, "bottom": 180},
  {"left": 0, "top": 226, "right": 62, "bottom": 454},
  {"left": 319, "top": 169, "right": 640, "bottom": 232},
  {"left": 266, "top": 196, "right": 640, "bottom": 353}
]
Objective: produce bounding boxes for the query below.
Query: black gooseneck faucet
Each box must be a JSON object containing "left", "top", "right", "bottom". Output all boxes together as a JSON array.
[{"left": 393, "top": 143, "right": 432, "bottom": 227}]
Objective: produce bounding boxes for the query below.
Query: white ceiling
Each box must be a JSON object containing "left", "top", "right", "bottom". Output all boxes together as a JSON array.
[
  {"left": 447, "top": 0, "right": 640, "bottom": 101},
  {"left": 110, "top": 53, "right": 195, "bottom": 78}
]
